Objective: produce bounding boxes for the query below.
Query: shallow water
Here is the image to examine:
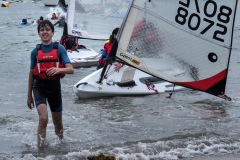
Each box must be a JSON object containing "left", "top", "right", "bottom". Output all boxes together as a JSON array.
[{"left": 1, "top": 0, "right": 240, "bottom": 160}]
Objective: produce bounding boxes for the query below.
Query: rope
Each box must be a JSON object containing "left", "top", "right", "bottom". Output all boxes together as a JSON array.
[
  {"left": 150, "top": 1, "right": 157, "bottom": 7},
  {"left": 83, "top": 59, "right": 91, "bottom": 66},
  {"left": 70, "top": 58, "right": 81, "bottom": 68},
  {"left": 145, "top": 80, "right": 172, "bottom": 98},
  {"left": 70, "top": 58, "right": 91, "bottom": 68},
  {"left": 71, "top": 49, "right": 101, "bottom": 68},
  {"left": 89, "top": 53, "right": 102, "bottom": 59},
  {"left": 218, "top": 94, "right": 239, "bottom": 101},
  {"left": 103, "top": 64, "right": 114, "bottom": 79}
]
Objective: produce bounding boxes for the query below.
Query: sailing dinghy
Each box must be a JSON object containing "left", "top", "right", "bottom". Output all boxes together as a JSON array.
[
  {"left": 67, "top": 48, "right": 101, "bottom": 68},
  {"left": 63, "top": 0, "right": 131, "bottom": 68},
  {"left": 73, "top": 0, "right": 238, "bottom": 99},
  {"left": 73, "top": 65, "right": 187, "bottom": 98}
]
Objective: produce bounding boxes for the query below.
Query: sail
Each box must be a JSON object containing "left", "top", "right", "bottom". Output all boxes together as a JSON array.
[
  {"left": 113, "top": 0, "right": 238, "bottom": 97},
  {"left": 66, "top": 0, "right": 131, "bottom": 40}
]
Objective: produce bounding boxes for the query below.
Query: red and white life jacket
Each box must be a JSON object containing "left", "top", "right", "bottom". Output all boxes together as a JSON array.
[
  {"left": 33, "top": 42, "right": 65, "bottom": 79},
  {"left": 98, "top": 40, "right": 112, "bottom": 66}
]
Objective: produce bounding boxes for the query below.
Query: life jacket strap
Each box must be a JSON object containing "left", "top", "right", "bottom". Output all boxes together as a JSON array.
[
  {"left": 36, "top": 44, "right": 41, "bottom": 51},
  {"left": 36, "top": 42, "right": 59, "bottom": 51},
  {"left": 53, "top": 42, "right": 59, "bottom": 49}
]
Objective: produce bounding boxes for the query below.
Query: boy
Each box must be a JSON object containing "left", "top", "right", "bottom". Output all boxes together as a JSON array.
[{"left": 27, "top": 20, "right": 74, "bottom": 148}]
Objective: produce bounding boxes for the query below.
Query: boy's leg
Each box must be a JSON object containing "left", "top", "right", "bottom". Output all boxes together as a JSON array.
[
  {"left": 37, "top": 104, "right": 48, "bottom": 148},
  {"left": 52, "top": 111, "right": 63, "bottom": 139}
]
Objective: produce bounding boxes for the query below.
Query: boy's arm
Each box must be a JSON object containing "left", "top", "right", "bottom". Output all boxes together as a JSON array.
[{"left": 27, "top": 69, "right": 35, "bottom": 110}]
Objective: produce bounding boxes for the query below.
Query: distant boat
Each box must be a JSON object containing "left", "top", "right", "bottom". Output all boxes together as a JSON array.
[
  {"left": 42, "top": 0, "right": 99, "bottom": 6},
  {"left": 62, "top": 0, "right": 106, "bottom": 68},
  {"left": 42, "top": 0, "right": 59, "bottom": 6},
  {"left": 64, "top": 0, "right": 132, "bottom": 69}
]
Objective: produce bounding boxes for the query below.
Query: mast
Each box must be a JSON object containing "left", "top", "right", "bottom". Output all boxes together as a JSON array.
[{"left": 98, "top": 0, "right": 134, "bottom": 83}]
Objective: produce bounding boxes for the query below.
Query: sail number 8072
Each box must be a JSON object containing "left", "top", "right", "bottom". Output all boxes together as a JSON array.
[{"left": 175, "top": 0, "right": 232, "bottom": 42}]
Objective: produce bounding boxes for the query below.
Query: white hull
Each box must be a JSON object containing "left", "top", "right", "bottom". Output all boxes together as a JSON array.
[
  {"left": 68, "top": 48, "right": 101, "bottom": 68},
  {"left": 42, "top": 0, "right": 59, "bottom": 6},
  {"left": 73, "top": 65, "right": 188, "bottom": 98},
  {"left": 70, "top": 58, "right": 99, "bottom": 68}
]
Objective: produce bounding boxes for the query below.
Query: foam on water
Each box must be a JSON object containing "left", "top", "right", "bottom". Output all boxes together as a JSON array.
[{"left": 7, "top": 137, "right": 240, "bottom": 160}]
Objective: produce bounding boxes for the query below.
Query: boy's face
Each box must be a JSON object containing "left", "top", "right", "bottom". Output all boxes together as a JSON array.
[{"left": 38, "top": 25, "right": 54, "bottom": 45}]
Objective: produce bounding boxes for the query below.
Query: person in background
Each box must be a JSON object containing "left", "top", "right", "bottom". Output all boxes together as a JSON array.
[
  {"left": 59, "top": 35, "right": 86, "bottom": 53},
  {"left": 51, "top": 13, "right": 58, "bottom": 20},
  {"left": 54, "top": 15, "right": 65, "bottom": 27},
  {"left": 20, "top": 19, "right": 27, "bottom": 25},
  {"left": 97, "top": 27, "right": 122, "bottom": 72},
  {"left": 27, "top": 20, "right": 74, "bottom": 148},
  {"left": 37, "top": 16, "right": 44, "bottom": 25},
  {"left": 59, "top": 35, "right": 78, "bottom": 53}
]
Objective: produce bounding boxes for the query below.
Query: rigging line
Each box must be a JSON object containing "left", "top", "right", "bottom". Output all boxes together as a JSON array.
[
  {"left": 218, "top": 94, "right": 232, "bottom": 101},
  {"left": 104, "top": 64, "right": 114, "bottom": 79},
  {"left": 229, "top": 0, "right": 239, "bottom": 49},
  {"left": 105, "top": 70, "right": 115, "bottom": 78},
  {"left": 83, "top": 59, "right": 91, "bottom": 66},
  {"left": 70, "top": 59, "right": 81, "bottom": 68},
  {"left": 225, "top": 0, "right": 239, "bottom": 95},
  {"left": 170, "top": 84, "right": 176, "bottom": 99},
  {"left": 145, "top": 80, "right": 172, "bottom": 98},
  {"left": 149, "top": 0, "right": 157, "bottom": 8},
  {"left": 131, "top": 4, "right": 231, "bottom": 49},
  {"left": 90, "top": 53, "right": 102, "bottom": 59}
]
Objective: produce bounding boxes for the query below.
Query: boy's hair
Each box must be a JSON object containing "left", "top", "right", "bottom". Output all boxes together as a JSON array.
[
  {"left": 38, "top": 20, "right": 54, "bottom": 33},
  {"left": 40, "top": 16, "right": 43, "bottom": 20}
]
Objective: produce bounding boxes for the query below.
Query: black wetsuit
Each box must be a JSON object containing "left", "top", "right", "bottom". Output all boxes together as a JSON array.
[{"left": 33, "top": 79, "right": 62, "bottom": 112}]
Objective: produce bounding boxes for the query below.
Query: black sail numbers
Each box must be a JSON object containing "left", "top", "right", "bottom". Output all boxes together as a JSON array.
[{"left": 175, "top": 0, "right": 233, "bottom": 43}]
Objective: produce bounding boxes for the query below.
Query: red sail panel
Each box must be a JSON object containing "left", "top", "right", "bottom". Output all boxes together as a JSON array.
[{"left": 173, "top": 69, "right": 227, "bottom": 91}]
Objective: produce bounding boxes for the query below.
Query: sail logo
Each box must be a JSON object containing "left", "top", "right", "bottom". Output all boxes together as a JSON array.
[
  {"left": 72, "top": 30, "right": 82, "bottom": 36},
  {"left": 120, "top": 53, "right": 132, "bottom": 61},
  {"left": 128, "top": 45, "right": 133, "bottom": 51},
  {"left": 119, "top": 53, "right": 140, "bottom": 65},
  {"left": 132, "top": 59, "right": 140, "bottom": 65}
]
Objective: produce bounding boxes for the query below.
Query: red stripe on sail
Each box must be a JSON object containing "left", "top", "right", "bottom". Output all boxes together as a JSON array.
[{"left": 173, "top": 69, "right": 227, "bottom": 91}]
